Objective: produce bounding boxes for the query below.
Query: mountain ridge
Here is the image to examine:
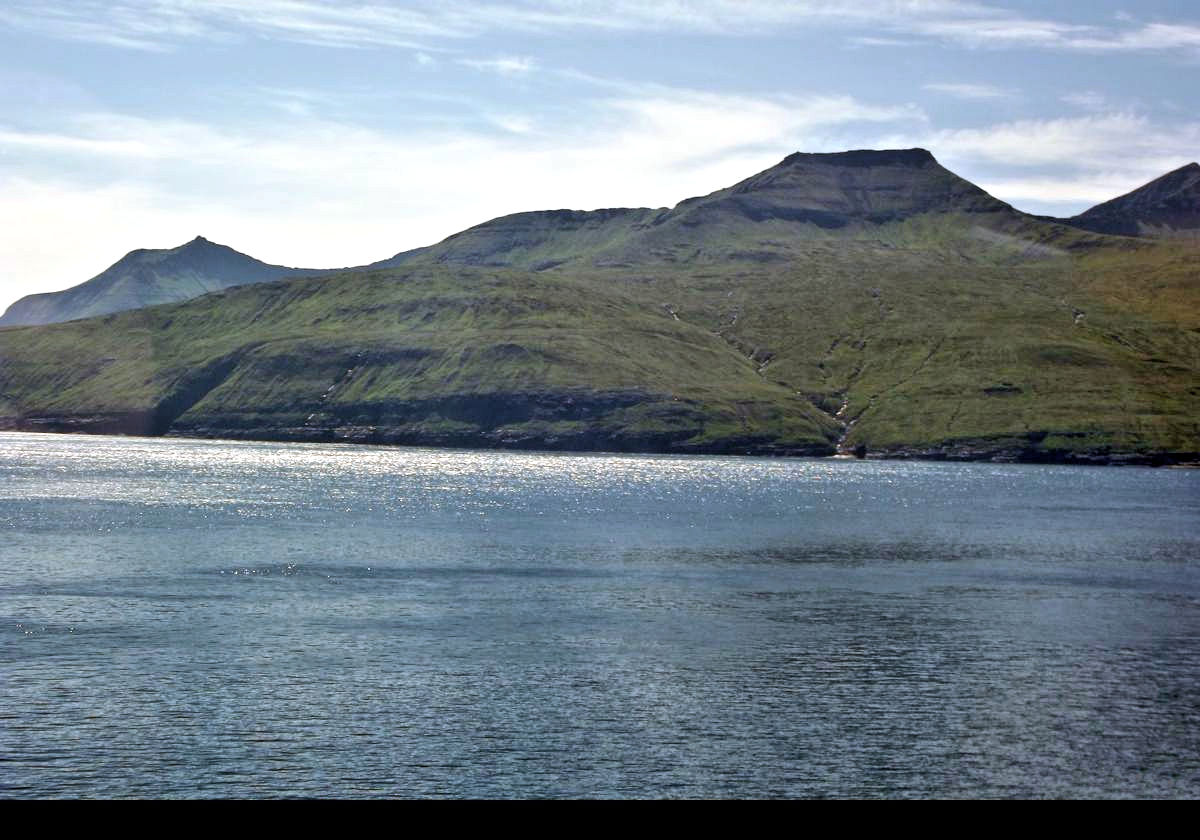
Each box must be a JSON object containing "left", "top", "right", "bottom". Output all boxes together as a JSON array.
[
  {"left": 1, "top": 148, "right": 1197, "bottom": 464},
  {"left": 6, "top": 149, "right": 1198, "bottom": 326}
]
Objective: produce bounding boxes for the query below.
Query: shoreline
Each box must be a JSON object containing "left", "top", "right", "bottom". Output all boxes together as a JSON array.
[{"left": 3, "top": 422, "right": 1196, "bottom": 468}]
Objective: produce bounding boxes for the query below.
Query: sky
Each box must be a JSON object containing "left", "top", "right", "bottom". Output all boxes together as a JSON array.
[{"left": 1, "top": 1, "right": 1198, "bottom": 311}]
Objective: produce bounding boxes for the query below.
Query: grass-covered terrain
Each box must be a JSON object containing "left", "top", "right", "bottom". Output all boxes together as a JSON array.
[
  {"left": 0, "top": 266, "right": 841, "bottom": 454},
  {"left": 1, "top": 149, "right": 1197, "bottom": 462}
]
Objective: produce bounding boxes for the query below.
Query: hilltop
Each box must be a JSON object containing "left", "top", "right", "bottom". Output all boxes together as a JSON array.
[{"left": 0, "top": 236, "right": 333, "bottom": 327}]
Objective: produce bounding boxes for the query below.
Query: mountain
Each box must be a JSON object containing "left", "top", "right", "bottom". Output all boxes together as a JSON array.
[
  {"left": 0, "top": 236, "right": 332, "bottom": 327},
  {"left": 1066, "top": 162, "right": 1200, "bottom": 238},
  {"left": 1, "top": 150, "right": 1197, "bottom": 464}
]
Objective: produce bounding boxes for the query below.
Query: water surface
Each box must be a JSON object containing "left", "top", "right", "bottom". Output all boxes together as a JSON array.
[{"left": 2, "top": 432, "right": 1198, "bottom": 797}]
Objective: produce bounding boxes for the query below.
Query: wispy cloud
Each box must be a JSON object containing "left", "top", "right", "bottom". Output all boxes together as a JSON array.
[
  {"left": 486, "top": 113, "right": 536, "bottom": 134},
  {"left": 2, "top": 1, "right": 1198, "bottom": 55},
  {"left": 923, "top": 82, "right": 1015, "bottom": 100},
  {"left": 880, "top": 112, "right": 1200, "bottom": 211},
  {"left": 0, "top": 86, "right": 926, "bottom": 179},
  {"left": 848, "top": 36, "right": 916, "bottom": 48},
  {"left": 966, "top": 174, "right": 1153, "bottom": 209},
  {"left": 907, "top": 14, "right": 1094, "bottom": 50},
  {"left": 1068, "top": 21, "right": 1200, "bottom": 51},
  {"left": 458, "top": 55, "right": 537, "bottom": 75},
  {"left": 600, "top": 91, "right": 925, "bottom": 170},
  {"left": 0, "top": 0, "right": 458, "bottom": 51},
  {"left": 1061, "top": 91, "right": 1108, "bottom": 111},
  {"left": 0, "top": 113, "right": 245, "bottom": 161},
  {"left": 920, "top": 113, "right": 1200, "bottom": 171}
]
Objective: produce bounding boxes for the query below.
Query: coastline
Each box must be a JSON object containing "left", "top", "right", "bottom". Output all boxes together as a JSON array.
[{"left": 3, "top": 420, "right": 1195, "bottom": 468}]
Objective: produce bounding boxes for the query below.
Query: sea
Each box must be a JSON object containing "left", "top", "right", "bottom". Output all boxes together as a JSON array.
[{"left": 2, "top": 431, "right": 1197, "bottom": 798}]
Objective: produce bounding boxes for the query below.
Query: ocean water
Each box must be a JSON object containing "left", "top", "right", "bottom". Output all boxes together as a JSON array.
[{"left": 1, "top": 431, "right": 1198, "bottom": 798}]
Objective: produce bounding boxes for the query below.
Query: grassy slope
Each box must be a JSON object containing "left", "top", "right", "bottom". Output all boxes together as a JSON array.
[
  {"left": 2, "top": 226, "right": 1194, "bottom": 460},
  {"left": 555, "top": 216, "right": 1199, "bottom": 460},
  {"left": 0, "top": 266, "right": 840, "bottom": 454}
]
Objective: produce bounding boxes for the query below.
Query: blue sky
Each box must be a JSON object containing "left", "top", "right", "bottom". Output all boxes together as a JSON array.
[{"left": 2, "top": 1, "right": 1198, "bottom": 310}]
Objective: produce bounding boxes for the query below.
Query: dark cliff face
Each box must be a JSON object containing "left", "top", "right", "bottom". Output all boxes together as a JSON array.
[
  {"left": 1067, "top": 163, "right": 1200, "bottom": 238},
  {"left": 0, "top": 236, "right": 330, "bottom": 327}
]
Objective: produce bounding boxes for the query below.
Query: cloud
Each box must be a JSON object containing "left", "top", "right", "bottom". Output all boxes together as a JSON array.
[
  {"left": 966, "top": 174, "right": 1155, "bottom": 209},
  {"left": 0, "top": 1, "right": 216, "bottom": 51},
  {"left": 0, "top": 0, "right": 457, "bottom": 51},
  {"left": 2, "top": 1, "right": 1199, "bottom": 55},
  {"left": 923, "top": 82, "right": 1015, "bottom": 100},
  {"left": 907, "top": 14, "right": 1093, "bottom": 49},
  {"left": 904, "top": 14, "right": 1200, "bottom": 53},
  {"left": 0, "top": 85, "right": 927, "bottom": 309},
  {"left": 918, "top": 113, "right": 1200, "bottom": 172},
  {"left": 878, "top": 112, "right": 1200, "bottom": 213},
  {"left": 458, "top": 55, "right": 537, "bottom": 75},
  {"left": 486, "top": 113, "right": 536, "bottom": 134},
  {"left": 599, "top": 91, "right": 924, "bottom": 168},
  {"left": 1070, "top": 22, "right": 1200, "bottom": 51},
  {"left": 1061, "top": 91, "right": 1108, "bottom": 111},
  {"left": 848, "top": 36, "right": 916, "bottom": 48}
]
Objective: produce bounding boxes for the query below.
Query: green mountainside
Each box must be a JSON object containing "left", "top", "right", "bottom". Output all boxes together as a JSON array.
[
  {"left": 1, "top": 149, "right": 1197, "bottom": 463},
  {"left": 0, "top": 236, "right": 333, "bottom": 327}
]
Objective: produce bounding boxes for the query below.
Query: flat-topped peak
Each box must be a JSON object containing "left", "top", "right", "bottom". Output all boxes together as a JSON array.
[
  {"left": 663, "top": 146, "right": 1001, "bottom": 228},
  {"left": 780, "top": 148, "right": 937, "bottom": 169}
]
